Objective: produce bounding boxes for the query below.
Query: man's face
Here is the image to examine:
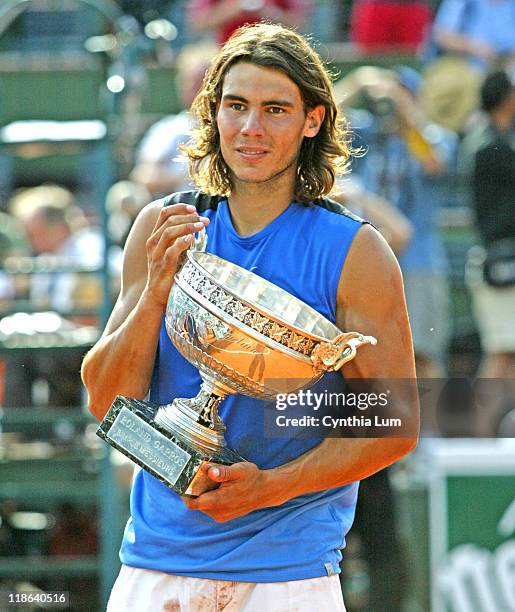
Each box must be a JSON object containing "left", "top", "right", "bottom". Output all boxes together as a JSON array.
[
  {"left": 25, "top": 212, "right": 69, "bottom": 254},
  {"left": 508, "top": 88, "right": 515, "bottom": 122},
  {"left": 216, "top": 62, "right": 324, "bottom": 190}
]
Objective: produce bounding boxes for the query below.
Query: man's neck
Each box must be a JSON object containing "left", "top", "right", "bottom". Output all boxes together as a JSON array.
[
  {"left": 490, "top": 107, "right": 514, "bottom": 133},
  {"left": 227, "top": 181, "right": 295, "bottom": 237}
]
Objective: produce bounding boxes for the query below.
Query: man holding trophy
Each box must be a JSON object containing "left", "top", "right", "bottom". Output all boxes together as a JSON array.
[{"left": 82, "top": 23, "right": 418, "bottom": 611}]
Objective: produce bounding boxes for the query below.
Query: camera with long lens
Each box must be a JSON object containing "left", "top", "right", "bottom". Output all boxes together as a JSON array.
[{"left": 360, "top": 90, "right": 400, "bottom": 134}]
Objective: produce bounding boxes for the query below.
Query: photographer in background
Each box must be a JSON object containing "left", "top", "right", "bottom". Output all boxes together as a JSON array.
[
  {"left": 336, "top": 66, "right": 457, "bottom": 382},
  {"left": 461, "top": 69, "right": 515, "bottom": 437}
]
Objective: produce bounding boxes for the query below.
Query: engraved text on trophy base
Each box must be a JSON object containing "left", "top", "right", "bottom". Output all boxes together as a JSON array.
[{"left": 107, "top": 406, "right": 191, "bottom": 486}]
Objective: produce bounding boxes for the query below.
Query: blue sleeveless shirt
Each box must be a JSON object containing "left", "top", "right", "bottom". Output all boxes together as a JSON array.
[{"left": 120, "top": 193, "right": 365, "bottom": 582}]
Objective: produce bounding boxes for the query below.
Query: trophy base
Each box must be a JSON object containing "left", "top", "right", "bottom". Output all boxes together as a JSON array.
[{"left": 97, "top": 396, "right": 245, "bottom": 496}]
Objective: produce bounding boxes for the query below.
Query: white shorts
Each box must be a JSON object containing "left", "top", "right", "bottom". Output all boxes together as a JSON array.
[
  {"left": 107, "top": 565, "right": 346, "bottom": 612},
  {"left": 466, "top": 260, "right": 515, "bottom": 353}
]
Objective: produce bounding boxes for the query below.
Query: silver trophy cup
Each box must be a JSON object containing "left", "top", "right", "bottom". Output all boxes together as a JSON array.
[{"left": 98, "top": 232, "right": 376, "bottom": 496}]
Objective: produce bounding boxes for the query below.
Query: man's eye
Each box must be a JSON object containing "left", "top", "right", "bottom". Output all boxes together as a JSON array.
[
  {"left": 230, "top": 103, "right": 244, "bottom": 111},
  {"left": 268, "top": 107, "right": 285, "bottom": 114}
]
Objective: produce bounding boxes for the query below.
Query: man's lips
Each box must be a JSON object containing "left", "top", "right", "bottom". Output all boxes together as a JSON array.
[{"left": 235, "top": 146, "right": 270, "bottom": 160}]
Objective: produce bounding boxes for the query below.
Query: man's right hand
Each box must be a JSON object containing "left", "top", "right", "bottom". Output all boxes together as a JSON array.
[
  {"left": 144, "top": 203, "right": 210, "bottom": 308},
  {"left": 82, "top": 200, "right": 210, "bottom": 418}
]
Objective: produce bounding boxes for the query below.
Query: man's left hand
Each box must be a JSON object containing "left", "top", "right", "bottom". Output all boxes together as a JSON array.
[{"left": 181, "top": 462, "right": 276, "bottom": 522}]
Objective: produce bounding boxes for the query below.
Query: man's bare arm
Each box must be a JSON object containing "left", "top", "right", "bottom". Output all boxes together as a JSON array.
[
  {"left": 266, "top": 225, "right": 418, "bottom": 491},
  {"left": 184, "top": 224, "right": 419, "bottom": 521},
  {"left": 81, "top": 201, "right": 209, "bottom": 420}
]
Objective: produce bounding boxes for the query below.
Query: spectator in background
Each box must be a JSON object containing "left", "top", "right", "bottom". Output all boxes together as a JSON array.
[
  {"left": 3, "top": 185, "right": 103, "bottom": 408},
  {"left": 420, "top": 0, "right": 515, "bottom": 132},
  {"left": 421, "top": 0, "right": 515, "bottom": 134},
  {"left": 350, "top": 0, "right": 432, "bottom": 54},
  {"left": 130, "top": 42, "right": 218, "bottom": 198},
  {"left": 432, "top": 0, "right": 515, "bottom": 72},
  {"left": 461, "top": 70, "right": 515, "bottom": 436},
  {"left": 10, "top": 185, "right": 103, "bottom": 312},
  {"left": 186, "top": 0, "right": 311, "bottom": 44}
]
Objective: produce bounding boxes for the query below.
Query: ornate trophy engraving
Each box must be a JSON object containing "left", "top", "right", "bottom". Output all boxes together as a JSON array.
[{"left": 97, "top": 231, "right": 376, "bottom": 496}]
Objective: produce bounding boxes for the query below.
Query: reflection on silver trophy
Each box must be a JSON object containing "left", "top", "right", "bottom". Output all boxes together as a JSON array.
[{"left": 97, "top": 231, "right": 376, "bottom": 496}]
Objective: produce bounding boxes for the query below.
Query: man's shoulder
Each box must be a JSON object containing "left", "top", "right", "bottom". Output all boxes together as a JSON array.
[
  {"left": 311, "top": 196, "right": 367, "bottom": 225},
  {"left": 467, "top": 123, "right": 514, "bottom": 166},
  {"left": 338, "top": 224, "right": 403, "bottom": 310},
  {"left": 347, "top": 223, "right": 397, "bottom": 266},
  {"left": 308, "top": 197, "right": 371, "bottom": 243},
  {"left": 163, "top": 190, "right": 223, "bottom": 212}
]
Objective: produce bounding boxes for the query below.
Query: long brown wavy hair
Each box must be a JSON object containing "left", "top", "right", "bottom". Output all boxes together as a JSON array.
[{"left": 183, "top": 23, "right": 353, "bottom": 203}]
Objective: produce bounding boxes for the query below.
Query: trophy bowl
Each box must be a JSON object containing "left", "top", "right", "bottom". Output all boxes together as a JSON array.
[
  {"left": 166, "top": 249, "right": 373, "bottom": 401},
  {"left": 98, "top": 236, "right": 376, "bottom": 496}
]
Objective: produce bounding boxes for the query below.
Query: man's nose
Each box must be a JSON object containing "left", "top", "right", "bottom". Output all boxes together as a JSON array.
[{"left": 241, "top": 110, "right": 265, "bottom": 136}]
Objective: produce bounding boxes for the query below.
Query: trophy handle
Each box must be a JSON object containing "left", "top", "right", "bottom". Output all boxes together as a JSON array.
[
  {"left": 311, "top": 332, "right": 377, "bottom": 372},
  {"left": 191, "top": 227, "right": 207, "bottom": 253},
  {"left": 175, "top": 228, "right": 207, "bottom": 275}
]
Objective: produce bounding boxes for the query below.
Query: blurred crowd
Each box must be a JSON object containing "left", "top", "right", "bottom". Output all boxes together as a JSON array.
[{"left": 0, "top": 1, "right": 514, "bottom": 610}]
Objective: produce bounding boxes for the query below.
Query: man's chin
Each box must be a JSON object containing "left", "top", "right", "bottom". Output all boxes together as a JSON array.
[
  {"left": 235, "top": 174, "right": 275, "bottom": 184},
  {"left": 231, "top": 160, "right": 298, "bottom": 187}
]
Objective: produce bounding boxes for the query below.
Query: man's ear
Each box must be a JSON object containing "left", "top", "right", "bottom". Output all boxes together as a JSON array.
[{"left": 304, "top": 105, "right": 326, "bottom": 138}]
